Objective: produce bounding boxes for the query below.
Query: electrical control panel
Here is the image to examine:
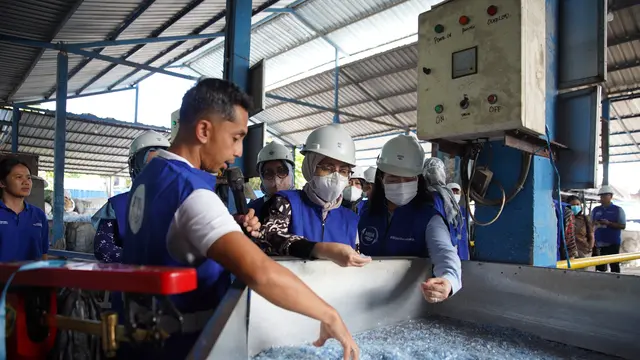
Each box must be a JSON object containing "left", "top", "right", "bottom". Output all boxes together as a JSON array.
[
  {"left": 417, "top": 0, "right": 546, "bottom": 142},
  {"left": 170, "top": 109, "right": 179, "bottom": 142}
]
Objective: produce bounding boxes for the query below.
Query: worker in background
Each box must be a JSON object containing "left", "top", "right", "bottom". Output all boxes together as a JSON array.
[
  {"left": 363, "top": 166, "right": 377, "bottom": 199},
  {"left": 91, "top": 130, "right": 170, "bottom": 263},
  {"left": 592, "top": 185, "right": 627, "bottom": 273},
  {"left": 358, "top": 135, "right": 461, "bottom": 303},
  {"left": 567, "top": 195, "right": 595, "bottom": 259},
  {"left": 341, "top": 166, "right": 367, "bottom": 214},
  {"left": 423, "top": 158, "right": 462, "bottom": 256},
  {"left": 249, "top": 141, "right": 295, "bottom": 220},
  {"left": 256, "top": 124, "right": 371, "bottom": 268},
  {"left": 0, "top": 158, "right": 48, "bottom": 261},
  {"left": 446, "top": 182, "right": 469, "bottom": 260},
  {"left": 122, "top": 79, "right": 358, "bottom": 360},
  {"left": 555, "top": 199, "right": 578, "bottom": 261}
]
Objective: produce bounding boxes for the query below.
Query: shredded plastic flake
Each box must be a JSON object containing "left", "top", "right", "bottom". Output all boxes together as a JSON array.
[{"left": 253, "top": 316, "right": 619, "bottom": 360}]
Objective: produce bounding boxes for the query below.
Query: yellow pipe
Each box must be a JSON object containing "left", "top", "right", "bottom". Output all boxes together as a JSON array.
[{"left": 556, "top": 252, "right": 640, "bottom": 269}]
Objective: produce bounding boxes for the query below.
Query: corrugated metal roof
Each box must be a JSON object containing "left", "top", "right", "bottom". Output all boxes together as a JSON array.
[
  {"left": 1, "top": 0, "right": 279, "bottom": 103},
  {"left": 0, "top": 107, "right": 170, "bottom": 176},
  {"left": 188, "top": 0, "right": 436, "bottom": 86}
]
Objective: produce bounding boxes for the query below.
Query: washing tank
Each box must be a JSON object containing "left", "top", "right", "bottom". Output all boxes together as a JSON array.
[{"left": 190, "top": 258, "right": 640, "bottom": 360}]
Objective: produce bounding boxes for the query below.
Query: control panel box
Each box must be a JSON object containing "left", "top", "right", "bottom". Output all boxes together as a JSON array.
[
  {"left": 417, "top": 0, "right": 546, "bottom": 141},
  {"left": 171, "top": 109, "right": 179, "bottom": 142}
]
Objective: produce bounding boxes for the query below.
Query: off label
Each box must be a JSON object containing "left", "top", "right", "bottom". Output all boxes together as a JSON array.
[
  {"left": 489, "top": 106, "right": 502, "bottom": 113},
  {"left": 436, "top": 115, "right": 445, "bottom": 124}
]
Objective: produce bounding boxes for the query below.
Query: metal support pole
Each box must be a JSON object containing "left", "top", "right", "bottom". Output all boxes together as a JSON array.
[
  {"left": 290, "top": 145, "right": 296, "bottom": 186},
  {"left": 601, "top": 99, "right": 610, "bottom": 185},
  {"left": 333, "top": 47, "right": 340, "bottom": 123},
  {"left": 53, "top": 51, "right": 68, "bottom": 248},
  {"left": 223, "top": 0, "right": 252, "bottom": 92},
  {"left": 223, "top": 0, "right": 252, "bottom": 205},
  {"left": 134, "top": 84, "right": 139, "bottom": 124},
  {"left": 11, "top": 107, "right": 20, "bottom": 153}
]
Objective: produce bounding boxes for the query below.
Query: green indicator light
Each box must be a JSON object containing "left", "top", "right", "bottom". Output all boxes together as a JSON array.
[
  {"left": 172, "top": 121, "right": 177, "bottom": 126},
  {"left": 435, "top": 104, "right": 444, "bottom": 114},
  {"left": 434, "top": 24, "right": 444, "bottom": 33}
]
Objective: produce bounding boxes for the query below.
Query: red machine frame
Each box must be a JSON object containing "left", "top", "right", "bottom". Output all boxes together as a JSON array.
[{"left": 0, "top": 261, "right": 197, "bottom": 360}]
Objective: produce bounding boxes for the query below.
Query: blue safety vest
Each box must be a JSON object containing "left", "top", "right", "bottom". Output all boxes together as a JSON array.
[
  {"left": 108, "top": 192, "right": 129, "bottom": 241},
  {"left": 0, "top": 201, "right": 48, "bottom": 261},
  {"left": 592, "top": 204, "right": 624, "bottom": 246},
  {"left": 341, "top": 198, "right": 366, "bottom": 215},
  {"left": 430, "top": 192, "right": 462, "bottom": 257},
  {"left": 276, "top": 190, "right": 359, "bottom": 248},
  {"left": 358, "top": 201, "right": 440, "bottom": 257},
  {"left": 457, "top": 207, "right": 470, "bottom": 260},
  {"left": 122, "top": 157, "right": 230, "bottom": 358},
  {"left": 248, "top": 196, "right": 266, "bottom": 220}
]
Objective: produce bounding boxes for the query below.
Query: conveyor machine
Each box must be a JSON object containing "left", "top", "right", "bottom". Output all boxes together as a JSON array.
[{"left": 198, "top": 259, "right": 640, "bottom": 360}]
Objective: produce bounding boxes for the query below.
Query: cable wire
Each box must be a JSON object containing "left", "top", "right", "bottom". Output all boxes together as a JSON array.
[{"left": 545, "top": 125, "right": 571, "bottom": 268}]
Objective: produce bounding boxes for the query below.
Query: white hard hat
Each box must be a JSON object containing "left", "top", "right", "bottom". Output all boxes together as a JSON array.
[
  {"left": 377, "top": 134, "right": 425, "bottom": 177},
  {"left": 301, "top": 124, "right": 356, "bottom": 166},
  {"left": 447, "top": 183, "right": 461, "bottom": 191},
  {"left": 351, "top": 166, "right": 365, "bottom": 180},
  {"left": 363, "top": 166, "right": 377, "bottom": 183},
  {"left": 129, "top": 130, "right": 170, "bottom": 157},
  {"left": 598, "top": 185, "right": 614, "bottom": 195},
  {"left": 256, "top": 142, "right": 294, "bottom": 170}
]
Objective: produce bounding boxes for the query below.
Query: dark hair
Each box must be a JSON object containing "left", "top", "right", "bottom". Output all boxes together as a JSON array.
[
  {"left": 369, "top": 168, "right": 432, "bottom": 216},
  {"left": 179, "top": 78, "right": 253, "bottom": 126},
  {"left": 0, "top": 157, "right": 31, "bottom": 183},
  {"left": 566, "top": 195, "right": 580, "bottom": 204}
]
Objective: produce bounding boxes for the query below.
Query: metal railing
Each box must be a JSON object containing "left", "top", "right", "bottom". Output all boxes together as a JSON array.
[
  {"left": 557, "top": 252, "right": 640, "bottom": 269},
  {"left": 48, "top": 249, "right": 97, "bottom": 262}
]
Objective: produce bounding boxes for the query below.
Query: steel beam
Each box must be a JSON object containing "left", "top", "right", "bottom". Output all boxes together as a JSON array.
[
  {"left": 44, "top": 0, "right": 158, "bottom": 99},
  {"left": 601, "top": 99, "right": 610, "bottom": 185},
  {"left": 11, "top": 107, "right": 20, "bottom": 153},
  {"left": 53, "top": 52, "right": 68, "bottom": 248},
  {"left": 333, "top": 47, "right": 340, "bottom": 123},
  {"left": 134, "top": 85, "right": 140, "bottom": 124},
  {"left": 67, "top": 47, "right": 198, "bottom": 81},
  {"left": 266, "top": 94, "right": 406, "bottom": 131},
  {"left": 16, "top": 87, "right": 134, "bottom": 106},
  {"left": 67, "top": 32, "right": 224, "bottom": 49}
]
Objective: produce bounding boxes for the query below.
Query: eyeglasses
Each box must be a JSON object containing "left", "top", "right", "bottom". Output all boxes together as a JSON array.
[
  {"left": 316, "top": 164, "right": 352, "bottom": 177},
  {"left": 262, "top": 167, "right": 289, "bottom": 180}
]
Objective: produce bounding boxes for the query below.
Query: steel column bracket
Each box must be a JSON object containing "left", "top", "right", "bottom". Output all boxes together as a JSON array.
[{"left": 503, "top": 131, "right": 566, "bottom": 159}]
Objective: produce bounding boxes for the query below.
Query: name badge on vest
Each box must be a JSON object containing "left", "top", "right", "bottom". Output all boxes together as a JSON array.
[{"left": 360, "top": 227, "right": 379, "bottom": 246}]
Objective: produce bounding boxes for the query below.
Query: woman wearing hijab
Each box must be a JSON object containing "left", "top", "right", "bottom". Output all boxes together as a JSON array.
[
  {"left": 358, "top": 135, "right": 462, "bottom": 303},
  {"left": 423, "top": 158, "right": 465, "bottom": 258},
  {"left": 256, "top": 124, "right": 371, "bottom": 268},
  {"left": 446, "top": 182, "right": 470, "bottom": 260},
  {"left": 249, "top": 142, "right": 295, "bottom": 220},
  {"left": 341, "top": 166, "right": 367, "bottom": 214}
]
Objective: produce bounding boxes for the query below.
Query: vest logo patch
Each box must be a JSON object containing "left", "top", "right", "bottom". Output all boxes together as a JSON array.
[
  {"left": 0, "top": 221, "right": 7, "bottom": 225},
  {"left": 360, "top": 226, "right": 379, "bottom": 246},
  {"left": 33, "top": 222, "right": 42, "bottom": 227},
  {"left": 129, "top": 184, "right": 146, "bottom": 235}
]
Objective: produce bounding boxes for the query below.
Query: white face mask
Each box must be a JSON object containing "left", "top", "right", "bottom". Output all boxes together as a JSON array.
[
  {"left": 263, "top": 176, "right": 291, "bottom": 195},
  {"left": 311, "top": 173, "right": 349, "bottom": 202},
  {"left": 453, "top": 194, "right": 461, "bottom": 203},
  {"left": 384, "top": 181, "right": 418, "bottom": 207},
  {"left": 342, "top": 186, "right": 363, "bottom": 202}
]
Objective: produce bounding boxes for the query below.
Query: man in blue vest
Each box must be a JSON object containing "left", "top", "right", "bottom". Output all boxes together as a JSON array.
[
  {"left": 123, "top": 78, "right": 358, "bottom": 360},
  {"left": 592, "top": 185, "right": 626, "bottom": 273},
  {"left": 92, "top": 130, "right": 170, "bottom": 263}
]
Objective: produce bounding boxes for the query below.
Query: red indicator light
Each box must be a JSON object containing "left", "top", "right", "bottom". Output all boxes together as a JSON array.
[
  {"left": 487, "top": 5, "right": 498, "bottom": 16},
  {"left": 487, "top": 94, "right": 498, "bottom": 104},
  {"left": 459, "top": 16, "right": 470, "bottom": 25}
]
